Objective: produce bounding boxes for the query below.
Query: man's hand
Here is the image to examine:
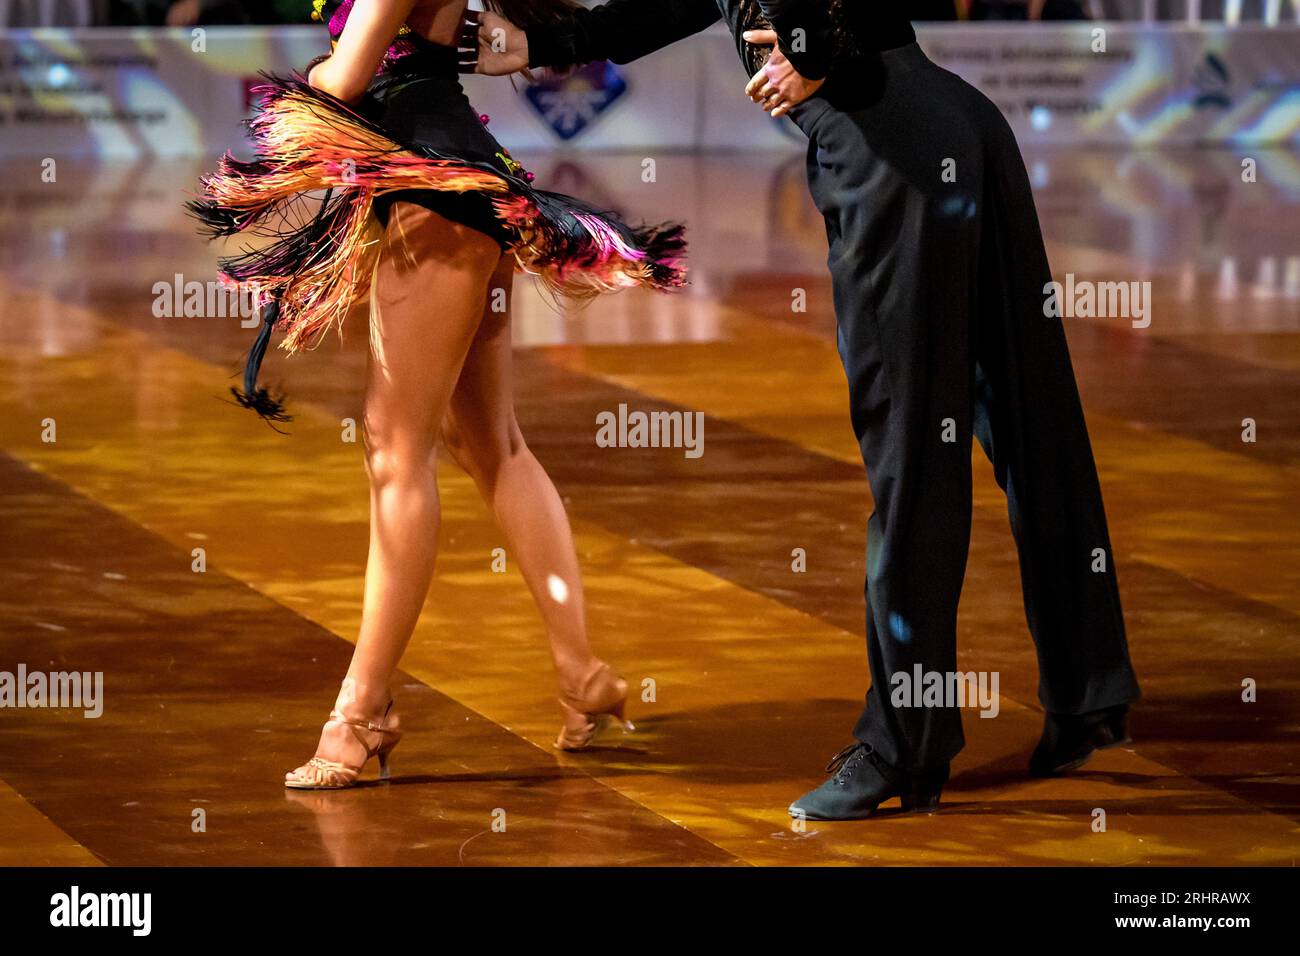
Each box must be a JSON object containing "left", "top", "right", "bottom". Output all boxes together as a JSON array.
[
  {"left": 742, "top": 28, "right": 824, "bottom": 119},
  {"left": 474, "top": 11, "right": 529, "bottom": 76}
]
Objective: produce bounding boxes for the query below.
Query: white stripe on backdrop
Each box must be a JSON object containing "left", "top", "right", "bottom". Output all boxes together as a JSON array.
[{"left": 0, "top": 22, "right": 1296, "bottom": 157}]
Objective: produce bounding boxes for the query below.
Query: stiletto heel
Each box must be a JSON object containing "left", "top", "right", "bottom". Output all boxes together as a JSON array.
[
  {"left": 285, "top": 694, "right": 403, "bottom": 790},
  {"left": 555, "top": 662, "right": 632, "bottom": 751},
  {"left": 611, "top": 698, "right": 634, "bottom": 732}
]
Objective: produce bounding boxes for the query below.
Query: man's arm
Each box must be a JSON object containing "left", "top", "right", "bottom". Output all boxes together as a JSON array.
[
  {"left": 524, "top": 0, "right": 722, "bottom": 70},
  {"left": 755, "top": 0, "right": 833, "bottom": 81}
]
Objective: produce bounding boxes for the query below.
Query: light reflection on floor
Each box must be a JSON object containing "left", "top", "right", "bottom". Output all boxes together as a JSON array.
[{"left": 0, "top": 150, "right": 1297, "bottom": 866}]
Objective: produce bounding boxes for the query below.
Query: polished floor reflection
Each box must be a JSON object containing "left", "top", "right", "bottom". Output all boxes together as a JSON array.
[{"left": 0, "top": 148, "right": 1297, "bottom": 866}]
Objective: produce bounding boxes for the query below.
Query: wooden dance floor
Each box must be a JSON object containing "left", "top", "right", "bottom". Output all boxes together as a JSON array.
[{"left": 0, "top": 149, "right": 1297, "bottom": 866}]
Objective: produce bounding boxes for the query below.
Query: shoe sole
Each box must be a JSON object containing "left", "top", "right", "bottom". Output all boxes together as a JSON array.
[
  {"left": 789, "top": 802, "right": 940, "bottom": 822},
  {"left": 1032, "top": 733, "right": 1134, "bottom": 777},
  {"left": 554, "top": 714, "right": 637, "bottom": 751},
  {"left": 284, "top": 782, "right": 352, "bottom": 790},
  {"left": 284, "top": 773, "right": 391, "bottom": 790}
]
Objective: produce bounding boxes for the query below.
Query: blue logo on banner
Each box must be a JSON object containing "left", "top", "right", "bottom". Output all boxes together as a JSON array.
[{"left": 524, "top": 61, "right": 627, "bottom": 140}]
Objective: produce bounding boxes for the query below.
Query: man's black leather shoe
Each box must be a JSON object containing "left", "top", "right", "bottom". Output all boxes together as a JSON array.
[
  {"left": 788, "top": 743, "right": 949, "bottom": 821},
  {"left": 1029, "top": 704, "right": 1131, "bottom": 777}
]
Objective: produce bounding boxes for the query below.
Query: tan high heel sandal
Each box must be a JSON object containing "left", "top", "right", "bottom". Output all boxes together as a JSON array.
[
  {"left": 284, "top": 698, "right": 402, "bottom": 790},
  {"left": 555, "top": 662, "right": 634, "bottom": 751}
]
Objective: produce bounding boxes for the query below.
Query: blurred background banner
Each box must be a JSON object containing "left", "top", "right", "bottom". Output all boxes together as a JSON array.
[
  {"left": 923, "top": 24, "right": 1299, "bottom": 144},
  {"left": 0, "top": 22, "right": 1296, "bottom": 157}
]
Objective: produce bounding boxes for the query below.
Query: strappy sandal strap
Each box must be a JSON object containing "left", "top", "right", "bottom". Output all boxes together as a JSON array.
[
  {"left": 288, "top": 755, "right": 361, "bottom": 786},
  {"left": 329, "top": 714, "right": 399, "bottom": 735},
  {"left": 325, "top": 700, "right": 398, "bottom": 756},
  {"left": 304, "top": 756, "right": 357, "bottom": 775},
  {"left": 286, "top": 695, "right": 401, "bottom": 789}
]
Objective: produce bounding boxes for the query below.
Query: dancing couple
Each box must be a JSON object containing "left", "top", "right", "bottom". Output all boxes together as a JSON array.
[{"left": 191, "top": 0, "right": 1138, "bottom": 818}]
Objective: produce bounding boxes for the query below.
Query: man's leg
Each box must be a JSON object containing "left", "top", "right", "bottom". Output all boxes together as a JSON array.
[
  {"left": 789, "top": 86, "right": 984, "bottom": 820},
  {"left": 805, "top": 75, "right": 991, "bottom": 774},
  {"left": 970, "top": 100, "right": 1141, "bottom": 723},
  {"left": 835, "top": 183, "right": 979, "bottom": 774}
]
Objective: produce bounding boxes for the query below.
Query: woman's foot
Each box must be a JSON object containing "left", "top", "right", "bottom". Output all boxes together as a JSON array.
[
  {"left": 285, "top": 679, "right": 403, "bottom": 789},
  {"left": 554, "top": 661, "right": 633, "bottom": 751}
]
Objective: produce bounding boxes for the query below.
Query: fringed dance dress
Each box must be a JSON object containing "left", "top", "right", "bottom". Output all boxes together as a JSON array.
[{"left": 188, "top": 0, "right": 686, "bottom": 421}]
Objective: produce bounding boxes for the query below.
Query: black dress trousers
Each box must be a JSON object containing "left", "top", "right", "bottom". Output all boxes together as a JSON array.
[{"left": 790, "top": 44, "right": 1140, "bottom": 771}]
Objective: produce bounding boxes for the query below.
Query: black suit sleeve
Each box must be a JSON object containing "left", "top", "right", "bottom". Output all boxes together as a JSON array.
[
  {"left": 525, "top": 0, "right": 722, "bottom": 69},
  {"left": 756, "top": 0, "right": 834, "bottom": 80}
]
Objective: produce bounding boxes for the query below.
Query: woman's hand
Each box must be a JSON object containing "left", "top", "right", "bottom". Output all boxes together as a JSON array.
[
  {"left": 474, "top": 11, "right": 530, "bottom": 76},
  {"left": 742, "top": 28, "right": 824, "bottom": 119}
]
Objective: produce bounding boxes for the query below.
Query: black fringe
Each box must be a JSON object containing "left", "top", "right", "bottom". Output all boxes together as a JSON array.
[
  {"left": 528, "top": 189, "right": 688, "bottom": 288},
  {"left": 230, "top": 298, "right": 292, "bottom": 425},
  {"left": 222, "top": 186, "right": 341, "bottom": 424},
  {"left": 214, "top": 189, "right": 356, "bottom": 286},
  {"left": 637, "top": 222, "right": 689, "bottom": 288}
]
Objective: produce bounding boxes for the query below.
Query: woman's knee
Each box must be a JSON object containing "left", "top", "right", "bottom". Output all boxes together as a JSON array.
[
  {"left": 442, "top": 414, "right": 525, "bottom": 492},
  {"left": 364, "top": 422, "right": 440, "bottom": 490}
]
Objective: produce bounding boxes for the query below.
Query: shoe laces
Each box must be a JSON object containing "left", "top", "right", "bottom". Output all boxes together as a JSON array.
[{"left": 825, "top": 743, "right": 872, "bottom": 782}]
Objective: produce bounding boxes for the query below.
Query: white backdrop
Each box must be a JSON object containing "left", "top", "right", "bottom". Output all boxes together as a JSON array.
[{"left": 0, "top": 22, "right": 1296, "bottom": 157}]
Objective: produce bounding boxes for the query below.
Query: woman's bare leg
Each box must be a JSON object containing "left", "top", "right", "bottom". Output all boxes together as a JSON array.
[
  {"left": 441, "top": 258, "right": 600, "bottom": 691},
  {"left": 297, "top": 202, "right": 500, "bottom": 771}
]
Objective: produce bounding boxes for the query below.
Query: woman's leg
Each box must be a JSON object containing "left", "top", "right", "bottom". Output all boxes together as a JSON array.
[
  {"left": 296, "top": 201, "right": 501, "bottom": 772},
  {"left": 440, "top": 257, "right": 600, "bottom": 691}
]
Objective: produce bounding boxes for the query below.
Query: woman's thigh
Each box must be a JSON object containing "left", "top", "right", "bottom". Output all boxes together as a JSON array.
[
  {"left": 365, "top": 200, "right": 503, "bottom": 456},
  {"left": 443, "top": 256, "right": 523, "bottom": 467}
]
